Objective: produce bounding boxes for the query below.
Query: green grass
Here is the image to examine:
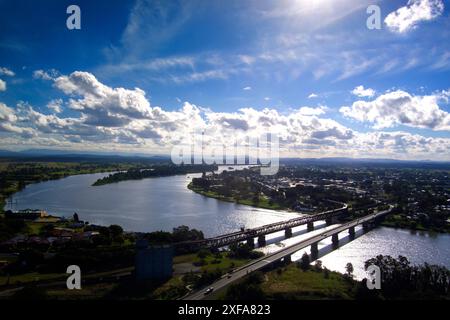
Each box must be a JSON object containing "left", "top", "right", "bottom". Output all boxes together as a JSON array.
[
  {"left": 173, "top": 253, "right": 197, "bottom": 264},
  {"left": 188, "top": 184, "right": 286, "bottom": 211},
  {"left": 26, "top": 222, "right": 45, "bottom": 235},
  {"left": 0, "top": 272, "right": 66, "bottom": 286},
  {"left": 261, "top": 264, "right": 356, "bottom": 300},
  {"left": 197, "top": 253, "right": 250, "bottom": 273},
  {"left": 45, "top": 283, "right": 117, "bottom": 300},
  {"left": 174, "top": 252, "right": 250, "bottom": 273}
]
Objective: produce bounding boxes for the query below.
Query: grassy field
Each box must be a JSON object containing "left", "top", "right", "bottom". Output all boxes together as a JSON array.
[
  {"left": 261, "top": 264, "right": 356, "bottom": 299},
  {"left": 188, "top": 184, "right": 286, "bottom": 211},
  {"left": 174, "top": 252, "right": 250, "bottom": 273},
  {"left": 0, "top": 272, "right": 66, "bottom": 286}
]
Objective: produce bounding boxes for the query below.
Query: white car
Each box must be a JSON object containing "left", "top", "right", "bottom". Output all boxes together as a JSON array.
[{"left": 204, "top": 287, "right": 214, "bottom": 295}]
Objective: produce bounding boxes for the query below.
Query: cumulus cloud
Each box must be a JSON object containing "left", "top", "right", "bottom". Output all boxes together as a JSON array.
[
  {"left": 33, "top": 69, "right": 60, "bottom": 81},
  {"left": 47, "top": 99, "right": 63, "bottom": 113},
  {"left": 0, "top": 79, "right": 5, "bottom": 91},
  {"left": 0, "top": 67, "right": 15, "bottom": 77},
  {"left": 340, "top": 90, "right": 450, "bottom": 131},
  {"left": 297, "top": 106, "right": 327, "bottom": 116},
  {"left": 351, "top": 85, "right": 375, "bottom": 98},
  {"left": 308, "top": 93, "right": 318, "bottom": 99},
  {"left": 385, "top": 0, "right": 444, "bottom": 33},
  {"left": 243, "top": 86, "right": 252, "bottom": 91},
  {"left": 54, "top": 71, "right": 153, "bottom": 127},
  {"left": 0, "top": 103, "right": 34, "bottom": 137},
  {"left": 1, "top": 71, "right": 450, "bottom": 160}
]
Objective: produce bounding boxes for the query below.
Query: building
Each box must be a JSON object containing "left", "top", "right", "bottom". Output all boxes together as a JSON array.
[
  {"left": 5, "top": 209, "right": 48, "bottom": 220},
  {"left": 135, "top": 240, "right": 173, "bottom": 280}
]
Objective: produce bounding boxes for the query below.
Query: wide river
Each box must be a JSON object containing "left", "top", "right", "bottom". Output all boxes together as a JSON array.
[{"left": 5, "top": 170, "right": 450, "bottom": 279}]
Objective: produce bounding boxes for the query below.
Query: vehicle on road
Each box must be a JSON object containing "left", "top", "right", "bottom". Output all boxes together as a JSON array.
[{"left": 204, "top": 287, "right": 214, "bottom": 295}]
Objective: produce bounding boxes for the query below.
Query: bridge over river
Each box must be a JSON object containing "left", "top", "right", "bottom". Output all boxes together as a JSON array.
[
  {"left": 183, "top": 205, "right": 394, "bottom": 300},
  {"left": 180, "top": 202, "right": 349, "bottom": 248}
]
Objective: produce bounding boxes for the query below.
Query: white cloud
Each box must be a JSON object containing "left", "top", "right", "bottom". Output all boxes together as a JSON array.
[
  {"left": 0, "top": 102, "right": 34, "bottom": 137},
  {"left": 54, "top": 71, "right": 153, "bottom": 126},
  {"left": 47, "top": 99, "right": 63, "bottom": 114},
  {"left": 385, "top": 0, "right": 444, "bottom": 33},
  {"left": 264, "top": 97, "right": 270, "bottom": 101},
  {"left": 243, "top": 86, "right": 252, "bottom": 91},
  {"left": 0, "top": 79, "right": 6, "bottom": 91},
  {"left": 308, "top": 93, "right": 318, "bottom": 99},
  {"left": 340, "top": 90, "right": 450, "bottom": 131},
  {"left": 298, "top": 106, "right": 327, "bottom": 116},
  {"left": 2, "top": 71, "right": 450, "bottom": 160},
  {"left": 33, "top": 69, "right": 60, "bottom": 81},
  {"left": 351, "top": 85, "right": 375, "bottom": 98},
  {"left": 0, "top": 67, "right": 15, "bottom": 77}
]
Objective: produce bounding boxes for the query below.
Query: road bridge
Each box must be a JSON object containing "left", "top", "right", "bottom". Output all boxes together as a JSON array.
[
  {"left": 180, "top": 203, "right": 348, "bottom": 249},
  {"left": 183, "top": 206, "right": 393, "bottom": 300}
]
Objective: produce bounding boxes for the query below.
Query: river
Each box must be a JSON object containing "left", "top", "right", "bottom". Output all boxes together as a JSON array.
[{"left": 5, "top": 170, "right": 450, "bottom": 279}]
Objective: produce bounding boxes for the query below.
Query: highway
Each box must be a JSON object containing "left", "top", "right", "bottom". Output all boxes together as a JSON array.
[{"left": 183, "top": 206, "right": 393, "bottom": 300}]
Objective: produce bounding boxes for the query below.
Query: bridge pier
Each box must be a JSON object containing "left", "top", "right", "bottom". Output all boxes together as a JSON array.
[
  {"left": 283, "top": 255, "right": 292, "bottom": 264},
  {"left": 348, "top": 226, "right": 355, "bottom": 239},
  {"left": 332, "top": 233, "right": 339, "bottom": 246},
  {"left": 246, "top": 237, "right": 255, "bottom": 248},
  {"left": 362, "top": 223, "right": 370, "bottom": 232},
  {"left": 325, "top": 217, "right": 332, "bottom": 226},
  {"left": 257, "top": 235, "right": 266, "bottom": 247},
  {"left": 307, "top": 222, "right": 314, "bottom": 232},
  {"left": 285, "top": 228, "right": 292, "bottom": 238},
  {"left": 310, "top": 242, "right": 319, "bottom": 260}
]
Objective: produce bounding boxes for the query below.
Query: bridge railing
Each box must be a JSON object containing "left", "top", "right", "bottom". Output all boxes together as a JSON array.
[{"left": 178, "top": 203, "right": 348, "bottom": 248}]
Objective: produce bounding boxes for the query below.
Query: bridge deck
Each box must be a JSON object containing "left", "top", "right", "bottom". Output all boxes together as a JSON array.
[
  {"left": 180, "top": 203, "right": 348, "bottom": 248},
  {"left": 183, "top": 206, "right": 393, "bottom": 300}
]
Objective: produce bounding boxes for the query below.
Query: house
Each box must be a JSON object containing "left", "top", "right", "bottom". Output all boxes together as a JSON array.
[{"left": 5, "top": 209, "right": 48, "bottom": 220}]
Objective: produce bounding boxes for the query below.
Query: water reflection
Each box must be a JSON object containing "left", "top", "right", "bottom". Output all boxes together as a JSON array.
[
  {"left": 6, "top": 171, "right": 450, "bottom": 276},
  {"left": 6, "top": 171, "right": 300, "bottom": 237}
]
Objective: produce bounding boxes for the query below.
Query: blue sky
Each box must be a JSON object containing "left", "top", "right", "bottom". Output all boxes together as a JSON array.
[{"left": 0, "top": 0, "right": 449, "bottom": 160}]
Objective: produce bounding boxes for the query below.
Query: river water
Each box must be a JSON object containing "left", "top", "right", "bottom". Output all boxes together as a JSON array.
[{"left": 5, "top": 170, "right": 450, "bottom": 279}]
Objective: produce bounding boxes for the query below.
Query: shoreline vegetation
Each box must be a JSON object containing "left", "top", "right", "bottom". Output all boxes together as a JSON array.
[
  {"left": 0, "top": 160, "right": 449, "bottom": 300},
  {"left": 189, "top": 181, "right": 449, "bottom": 233},
  {"left": 2, "top": 159, "right": 448, "bottom": 235},
  {"left": 91, "top": 164, "right": 218, "bottom": 186},
  {"left": 188, "top": 182, "right": 287, "bottom": 211},
  {"left": 0, "top": 161, "right": 143, "bottom": 214}
]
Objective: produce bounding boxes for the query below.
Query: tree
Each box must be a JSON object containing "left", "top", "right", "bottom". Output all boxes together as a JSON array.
[
  {"left": 299, "top": 252, "right": 310, "bottom": 271},
  {"left": 345, "top": 262, "right": 354, "bottom": 278},
  {"left": 225, "top": 272, "right": 265, "bottom": 300},
  {"left": 314, "top": 260, "right": 323, "bottom": 272},
  {"left": 109, "top": 225, "right": 123, "bottom": 237},
  {"left": 197, "top": 249, "right": 210, "bottom": 259}
]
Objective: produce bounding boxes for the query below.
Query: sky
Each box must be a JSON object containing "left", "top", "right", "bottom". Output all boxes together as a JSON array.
[{"left": 0, "top": 0, "right": 450, "bottom": 160}]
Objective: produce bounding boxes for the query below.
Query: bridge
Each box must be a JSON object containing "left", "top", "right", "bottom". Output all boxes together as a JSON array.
[
  {"left": 183, "top": 205, "right": 394, "bottom": 300},
  {"left": 180, "top": 202, "right": 348, "bottom": 249}
]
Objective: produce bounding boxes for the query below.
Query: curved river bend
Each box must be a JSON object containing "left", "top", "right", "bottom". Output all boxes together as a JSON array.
[{"left": 5, "top": 171, "right": 450, "bottom": 279}]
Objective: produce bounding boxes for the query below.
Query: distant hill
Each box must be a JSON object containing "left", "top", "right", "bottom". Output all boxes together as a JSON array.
[
  {"left": 0, "top": 149, "right": 170, "bottom": 163},
  {"left": 280, "top": 157, "right": 450, "bottom": 169},
  {"left": 0, "top": 149, "right": 448, "bottom": 169}
]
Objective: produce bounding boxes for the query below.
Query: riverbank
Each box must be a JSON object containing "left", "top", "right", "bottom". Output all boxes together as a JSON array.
[
  {"left": 380, "top": 213, "right": 450, "bottom": 233},
  {"left": 92, "top": 164, "right": 218, "bottom": 186},
  {"left": 0, "top": 161, "right": 137, "bottom": 214},
  {"left": 188, "top": 182, "right": 450, "bottom": 234},
  {"left": 187, "top": 182, "right": 287, "bottom": 211}
]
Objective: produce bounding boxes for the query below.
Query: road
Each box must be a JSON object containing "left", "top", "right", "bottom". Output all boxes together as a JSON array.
[{"left": 183, "top": 206, "right": 393, "bottom": 300}]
